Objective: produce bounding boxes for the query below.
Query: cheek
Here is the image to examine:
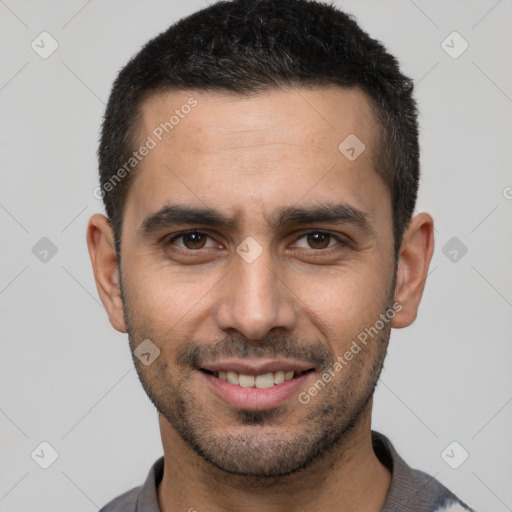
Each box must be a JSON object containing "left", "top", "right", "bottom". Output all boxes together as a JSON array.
[
  {"left": 124, "top": 264, "right": 218, "bottom": 337},
  {"left": 289, "top": 265, "right": 390, "bottom": 343},
  {"left": 123, "top": 242, "right": 392, "bottom": 344}
]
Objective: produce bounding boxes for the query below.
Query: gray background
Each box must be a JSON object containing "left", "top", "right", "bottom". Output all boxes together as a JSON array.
[{"left": 1, "top": 0, "right": 511, "bottom": 510}]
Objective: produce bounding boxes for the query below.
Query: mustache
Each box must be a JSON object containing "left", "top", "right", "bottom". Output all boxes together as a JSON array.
[{"left": 177, "top": 333, "right": 334, "bottom": 370}]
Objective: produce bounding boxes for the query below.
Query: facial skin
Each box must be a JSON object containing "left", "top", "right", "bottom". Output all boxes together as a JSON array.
[{"left": 87, "top": 86, "right": 434, "bottom": 512}]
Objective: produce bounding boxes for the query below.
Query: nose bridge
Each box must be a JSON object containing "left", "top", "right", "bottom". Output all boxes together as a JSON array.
[{"left": 214, "top": 239, "right": 296, "bottom": 340}]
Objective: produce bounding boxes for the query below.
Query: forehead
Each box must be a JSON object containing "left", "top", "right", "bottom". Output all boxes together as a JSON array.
[
  {"left": 140, "top": 85, "right": 377, "bottom": 157},
  {"left": 125, "top": 85, "right": 388, "bottom": 232}
]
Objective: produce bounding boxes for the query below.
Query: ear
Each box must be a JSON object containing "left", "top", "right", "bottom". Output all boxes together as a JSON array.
[
  {"left": 86, "top": 214, "right": 127, "bottom": 333},
  {"left": 391, "top": 212, "right": 435, "bottom": 328}
]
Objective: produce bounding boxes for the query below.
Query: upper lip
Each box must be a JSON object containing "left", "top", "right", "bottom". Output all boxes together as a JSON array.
[{"left": 200, "top": 358, "right": 315, "bottom": 375}]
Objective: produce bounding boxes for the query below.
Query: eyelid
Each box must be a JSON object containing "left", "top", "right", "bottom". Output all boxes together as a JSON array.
[
  {"left": 291, "top": 230, "right": 345, "bottom": 250},
  {"left": 167, "top": 230, "right": 219, "bottom": 249},
  {"left": 166, "top": 229, "right": 347, "bottom": 252}
]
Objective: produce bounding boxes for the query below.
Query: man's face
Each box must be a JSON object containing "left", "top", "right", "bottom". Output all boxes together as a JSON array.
[{"left": 119, "top": 86, "right": 396, "bottom": 477}]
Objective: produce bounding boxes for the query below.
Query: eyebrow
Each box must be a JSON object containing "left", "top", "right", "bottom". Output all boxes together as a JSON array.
[{"left": 138, "top": 202, "right": 372, "bottom": 238}]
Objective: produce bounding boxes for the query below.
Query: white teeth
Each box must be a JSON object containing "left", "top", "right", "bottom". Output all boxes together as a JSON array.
[
  {"left": 239, "top": 374, "right": 255, "bottom": 387},
  {"left": 255, "top": 372, "right": 275, "bottom": 389},
  {"left": 213, "top": 369, "right": 304, "bottom": 388},
  {"left": 274, "top": 370, "right": 285, "bottom": 384},
  {"left": 226, "top": 371, "right": 239, "bottom": 385}
]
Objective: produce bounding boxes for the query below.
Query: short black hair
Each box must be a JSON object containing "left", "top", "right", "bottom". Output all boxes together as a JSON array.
[{"left": 98, "top": 0, "right": 419, "bottom": 257}]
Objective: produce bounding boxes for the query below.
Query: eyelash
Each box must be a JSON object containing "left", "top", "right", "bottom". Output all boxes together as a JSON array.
[{"left": 165, "top": 230, "right": 346, "bottom": 255}]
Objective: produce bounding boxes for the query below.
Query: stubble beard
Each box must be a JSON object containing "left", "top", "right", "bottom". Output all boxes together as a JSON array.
[{"left": 121, "top": 271, "right": 395, "bottom": 479}]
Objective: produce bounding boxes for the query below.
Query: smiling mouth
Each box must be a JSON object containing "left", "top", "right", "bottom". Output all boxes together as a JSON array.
[{"left": 200, "top": 368, "right": 315, "bottom": 389}]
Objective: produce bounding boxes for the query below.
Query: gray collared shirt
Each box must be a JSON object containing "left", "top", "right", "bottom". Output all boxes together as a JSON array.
[{"left": 99, "top": 430, "right": 476, "bottom": 512}]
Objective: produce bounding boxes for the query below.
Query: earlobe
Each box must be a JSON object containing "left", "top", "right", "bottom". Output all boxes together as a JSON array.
[
  {"left": 391, "top": 212, "right": 435, "bottom": 329},
  {"left": 86, "top": 214, "right": 127, "bottom": 333}
]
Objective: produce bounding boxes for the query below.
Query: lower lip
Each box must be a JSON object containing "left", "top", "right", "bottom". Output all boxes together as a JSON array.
[{"left": 200, "top": 371, "right": 313, "bottom": 410}]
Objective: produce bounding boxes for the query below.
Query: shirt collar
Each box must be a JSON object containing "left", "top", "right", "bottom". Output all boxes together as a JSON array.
[{"left": 135, "top": 455, "right": 164, "bottom": 511}]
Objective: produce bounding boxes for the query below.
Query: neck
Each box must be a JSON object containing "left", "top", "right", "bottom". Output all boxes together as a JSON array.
[{"left": 156, "top": 401, "right": 391, "bottom": 512}]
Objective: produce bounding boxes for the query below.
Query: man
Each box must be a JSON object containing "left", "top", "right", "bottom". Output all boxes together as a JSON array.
[{"left": 86, "top": 0, "right": 476, "bottom": 510}]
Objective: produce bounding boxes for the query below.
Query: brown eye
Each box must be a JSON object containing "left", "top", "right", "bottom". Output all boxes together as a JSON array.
[
  {"left": 184, "top": 232, "right": 207, "bottom": 249},
  {"left": 294, "top": 231, "right": 339, "bottom": 250},
  {"left": 306, "top": 232, "right": 331, "bottom": 249},
  {"left": 170, "top": 231, "right": 212, "bottom": 250}
]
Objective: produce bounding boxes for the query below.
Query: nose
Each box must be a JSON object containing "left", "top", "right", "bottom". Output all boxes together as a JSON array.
[{"left": 213, "top": 243, "right": 298, "bottom": 341}]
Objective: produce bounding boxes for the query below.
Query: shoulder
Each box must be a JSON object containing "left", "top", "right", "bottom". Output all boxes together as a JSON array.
[
  {"left": 98, "top": 485, "right": 141, "bottom": 512},
  {"left": 98, "top": 456, "right": 164, "bottom": 512},
  {"left": 408, "top": 466, "right": 476, "bottom": 512},
  {"left": 433, "top": 502, "right": 476, "bottom": 512},
  {"left": 371, "top": 431, "right": 477, "bottom": 512}
]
